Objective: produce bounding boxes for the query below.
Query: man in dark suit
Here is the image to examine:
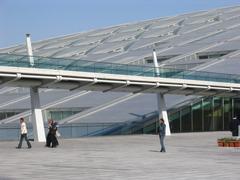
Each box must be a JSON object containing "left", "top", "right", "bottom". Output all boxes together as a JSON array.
[
  {"left": 159, "top": 118, "right": 166, "bottom": 152},
  {"left": 229, "top": 117, "right": 240, "bottom": 136}
]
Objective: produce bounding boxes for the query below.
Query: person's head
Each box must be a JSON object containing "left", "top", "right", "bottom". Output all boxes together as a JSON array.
[
  {"left": 48, "top": 119, "right": 53, "bottom": 124},
  {"left": 160, "top": 118, "right": 164, "bottom": 124},
  {"left": 20, "top": 118, "right": 24, "bottom": 123}
]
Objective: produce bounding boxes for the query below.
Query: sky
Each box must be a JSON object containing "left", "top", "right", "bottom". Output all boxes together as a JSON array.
[{"left": 0, "top": 0, "right": 240, "bottom": 48}]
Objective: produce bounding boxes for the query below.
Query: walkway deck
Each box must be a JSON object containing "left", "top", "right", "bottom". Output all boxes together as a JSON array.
[{"left": 0, "top": 132, "right": 239, "bottom": 180}]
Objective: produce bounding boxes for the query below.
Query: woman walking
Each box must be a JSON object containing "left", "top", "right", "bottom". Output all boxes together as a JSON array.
[{"left": 46, "top": 119, "right": 59, "bottom": 148}]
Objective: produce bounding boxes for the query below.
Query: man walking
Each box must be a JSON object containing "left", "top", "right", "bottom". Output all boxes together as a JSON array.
[
  {"left": 17, "top": 118, "right": 31, "bottom": 149},
  {"left": 229, "top": 116, "right": 240, "bottom": 137},
  {"left": 159, "top": 118, "right": 166, "bottom": 152}
]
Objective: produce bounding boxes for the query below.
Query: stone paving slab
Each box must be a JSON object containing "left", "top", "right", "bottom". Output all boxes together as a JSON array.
[{"left": 0, "top": 132, "right": 239, "bottom": 180}]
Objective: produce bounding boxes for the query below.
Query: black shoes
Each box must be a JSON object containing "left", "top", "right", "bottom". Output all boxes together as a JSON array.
[{"left": 15, "top": 146, "right": 31, "bottom": 149}]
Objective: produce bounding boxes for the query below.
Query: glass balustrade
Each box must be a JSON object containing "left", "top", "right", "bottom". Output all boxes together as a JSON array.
[{"left": 0, "top": 53, "right": 240, "bottom": 84}]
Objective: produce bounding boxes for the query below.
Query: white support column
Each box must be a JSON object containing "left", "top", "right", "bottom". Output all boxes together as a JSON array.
[
  {"left": 153, "top": 49, "right": 171, "bottom": 136},
  {"left": 30, "top": 87, "right": 46, "bottom": 142},
  {"left": 26, "top": 34, "right": 34, "bottom": 66},
  {"left": 152, "top": 49, "right": 160, "bottom": 75},
  {"left": 157, "top": 94, "right": 171, "bottom": 136},
  {"left": 26, "top": 34, "right": 45, "bottom": 142}
]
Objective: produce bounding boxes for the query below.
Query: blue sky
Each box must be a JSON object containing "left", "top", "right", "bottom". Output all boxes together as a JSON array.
[{"left": 0, "top": 0, "right": 240, "bottom": 48}]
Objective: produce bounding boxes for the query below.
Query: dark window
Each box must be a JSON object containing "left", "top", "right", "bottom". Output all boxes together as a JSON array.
[
  {"left": 192, "top": 102, "right": 203, "bottom": 131},
  {"left": 223, "top": 98, "right": 232, "bottom": 131},
  {"left": 169, "top": 111, "right": 180, "bottom": 133},
  {"left": 198, "top": 55, "right": 209, "bottom": 59},
  {"left": 203, "top": 98, "right": 213, "bottom": 131},
  {"left": 233, "top": 98, "right": 240, "bottom": 117},
  {"left": 213, "top": 97, "right": 223, "bottom": 131},
  {"left": 181, "top": 106, "right": 192, "bottom": 132},
  {"left": 197, "top": 50, "right": 235, "bottom": 60}
]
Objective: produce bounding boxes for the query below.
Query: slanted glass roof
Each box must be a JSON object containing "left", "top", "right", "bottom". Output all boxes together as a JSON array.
[{"left": 1, "top": 5, "right": 240, "bottom": 70}]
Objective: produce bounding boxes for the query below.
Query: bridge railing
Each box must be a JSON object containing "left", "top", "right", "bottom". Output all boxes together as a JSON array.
[{"left": 0, "top": 53, "right": 240, "bottom": 84}]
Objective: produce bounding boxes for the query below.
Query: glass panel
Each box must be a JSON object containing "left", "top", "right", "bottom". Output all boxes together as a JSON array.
[
  {"left": 143, "top": 122, "right": 156, "bottom": 134},
  {"left": 181, "top": 106, "right": 191, "bottom": 132},
  {"left": 58, "top": 125, "right": 72, "bottom": 138},
  {"left": 62, "top": 111, "right": 74, "bottom": 119},
  {"left": 169, "top": 111, "right": 180, "bottom": 133},
  {"left": 50, "top": 111, "right": 63, "bottom": 121},
  {"left": 203, "top": 98, "right": 213, "bottom": 131},
  {"left": 233, "top": 98, "right": 240, "bottom": 117},
  {"left": 0, "top": 112, "right": 6, "bottom": 120},
  {"left": 5, "top": 112, "right": 16, "bottom": 118},
  {"left": 114, "top": 64, "right": 130, "bottom": 75},
  {"left": 71, "top": 125, "right": 88, "bottom": 137},
  {"left": 87, "top": 124, "right": 106, "bottom": 135},
  {"left": 213, "top": 97, "right": 223, "bottom": 131},
  {"left": 143, "top": 67, "right": 155, "bottom": 77},
  {"left": 223, "top": 98, "right": 232, "bottom": 131},
  {"left": 94, "top": 62, "right": 113, "bottom": 74},
  {"left": 192, "top": 102, "right": 203, "bottom": 131},
  {"left": 46, "top": 110, "right": 52, "bottom": 120}
]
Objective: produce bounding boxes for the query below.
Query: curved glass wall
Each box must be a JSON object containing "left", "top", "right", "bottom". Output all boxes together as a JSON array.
[{"left": 169, "top": 97, "right": 238, "bottom": 133}]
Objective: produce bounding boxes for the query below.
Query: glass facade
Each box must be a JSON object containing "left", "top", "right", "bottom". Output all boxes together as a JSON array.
[
  {"left": 0, "top": 110, "right": 24, "bottom": 120},
  {"left": 0, "top": 97, "right": 239, "bottom": 141},
  {"left": 46, "top": 109, "right": 81, "bottom": 121},
  {"left": 169, "top": 97, "right": 239, "bottom": 133},
  {"left": 0, "top": 108, "right": 82, "bottom": 122}
]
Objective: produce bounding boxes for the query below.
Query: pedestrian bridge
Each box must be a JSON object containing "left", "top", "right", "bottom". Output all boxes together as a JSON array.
[
  {"left": 1, "top": 53, "right": 240, "bottom": 142},
  {"left": 0, "top": 53, "right": 240, "bottom": 96}
]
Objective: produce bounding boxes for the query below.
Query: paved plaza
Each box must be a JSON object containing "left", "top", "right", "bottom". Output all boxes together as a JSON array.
[{"left": 0, "top": 132, "right": 239, "bottom": 180}]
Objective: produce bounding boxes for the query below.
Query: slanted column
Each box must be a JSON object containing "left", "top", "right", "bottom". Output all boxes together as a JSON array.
[
  {"left": 30, "top": 87, "right": 46, "bottom": 142},
  {"left": 153, "top": 49, "right": 171, "bottom": 136},
  {"left": 26, "top": 34, "right": 45, "bottom": 142},
  {"left": 157, "top": 94, "right": 171, "bottom": 136},
  {"left": 26, "top": 34, "right": 34, "bottom": 66},
  {"left": 153, "top": 49, "right": 160, "bottom": 76}
]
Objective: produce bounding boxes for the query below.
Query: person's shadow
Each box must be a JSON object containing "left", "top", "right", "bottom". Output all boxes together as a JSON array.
[{"left": 149, "top": 150, "right": 160, "bottom": 153}]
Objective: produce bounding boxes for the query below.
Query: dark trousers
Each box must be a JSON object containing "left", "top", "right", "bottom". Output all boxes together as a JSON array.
[
  {"left": 159, "top": 135, "right": 166, "bottom": 152},
  {"left": 231, "top": 129, "right": 239, "bottom": 136},
  {"left": 46, "top": 133, "right": 59, "bottom": 148},
  {"left": 18, "top": 133, "right": 31, "bottom": 148},
  {"left": 46, "top": 133, "right": 51, "bottom": 147}
]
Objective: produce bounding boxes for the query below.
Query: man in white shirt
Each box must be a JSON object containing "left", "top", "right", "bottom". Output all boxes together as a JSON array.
[{"left": 16, "top": 118, "right": 31, "bottom": 149}]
